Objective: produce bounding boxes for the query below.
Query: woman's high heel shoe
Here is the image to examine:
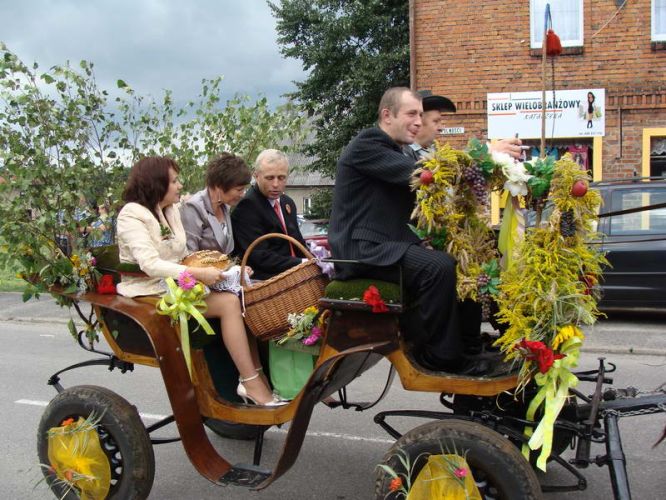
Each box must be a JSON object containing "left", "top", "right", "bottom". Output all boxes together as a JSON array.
[{"left": 237, "top": 373, "right": 288, "bottom": 407}]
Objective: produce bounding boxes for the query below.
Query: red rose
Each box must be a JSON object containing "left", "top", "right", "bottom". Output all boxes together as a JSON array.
[
  {"left": 97, "top": 274, "right": 116, "bottom": 294},
  {"left": 362, "top": 285, "right": 388, "bottom": 313},
  {"left": 515, "top": 339, "right": 564, "bottom": 374}
]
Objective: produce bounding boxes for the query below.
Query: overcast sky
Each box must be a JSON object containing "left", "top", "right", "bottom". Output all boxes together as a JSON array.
[{"left": 0, "top": 0, "right": 305, "bottom": 106}]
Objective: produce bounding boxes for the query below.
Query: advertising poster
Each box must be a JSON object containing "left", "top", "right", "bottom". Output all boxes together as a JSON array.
[{"left": 487, "top": 88, "right": 605, "bottom": 139}]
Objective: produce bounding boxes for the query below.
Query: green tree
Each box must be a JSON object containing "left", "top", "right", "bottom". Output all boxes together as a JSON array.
[
  {"left": 269, "top": 0, "right": 410, "bottom": 177},
  {"left": 0, "top": 43, "right": 307, "bottom": 299},
  {"left": 305, "top": 188, "right": 333, "bottom": 219},
  {"left": 116, "top": 77, "right": 307, "bottom": 192}
]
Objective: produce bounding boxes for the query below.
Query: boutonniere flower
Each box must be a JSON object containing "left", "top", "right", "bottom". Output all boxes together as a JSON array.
[
  {"left": 285, "top": 204, "right": 291, "bottom": 215},
  {"left": 160, "top": 224, "right": 173, "bottom": 240}
]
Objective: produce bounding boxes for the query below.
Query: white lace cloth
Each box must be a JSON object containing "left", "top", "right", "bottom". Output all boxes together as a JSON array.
[{"left": 209, "top": 265, "right": 252, "bottom": 294}]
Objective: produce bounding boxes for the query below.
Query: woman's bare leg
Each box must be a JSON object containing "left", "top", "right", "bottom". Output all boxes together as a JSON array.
[{"left": 205, "top": 292, "right": 273, "bottom": 404}]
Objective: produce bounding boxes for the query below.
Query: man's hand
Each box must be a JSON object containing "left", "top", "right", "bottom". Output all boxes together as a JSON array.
[{"left": 489, "top": 137, "right": 523, "bottom": 160}]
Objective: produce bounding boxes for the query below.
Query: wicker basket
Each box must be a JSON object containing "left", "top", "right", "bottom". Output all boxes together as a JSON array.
[{"left": 240, "top": 233, "right": 329, "bottom": 341}]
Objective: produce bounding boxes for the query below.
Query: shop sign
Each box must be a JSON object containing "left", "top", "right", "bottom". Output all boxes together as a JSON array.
[{"left": 487, "top": 88, "right": 605, "bottom": 139}]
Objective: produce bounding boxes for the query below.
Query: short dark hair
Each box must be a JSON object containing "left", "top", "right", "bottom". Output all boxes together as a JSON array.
[
  {"left": 206, "top": 152, "right": 252, "bottom": 190},
  {"left": 123, "top": 156, "right": 179, "bottom": 218},
  {"left": 378, "top": 87, "right": 421, "bottom": 120}
]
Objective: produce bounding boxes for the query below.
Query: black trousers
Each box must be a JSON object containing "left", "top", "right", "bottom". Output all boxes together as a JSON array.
[{"left": 346, "top": 245, "right": 475, "bottom": 362}]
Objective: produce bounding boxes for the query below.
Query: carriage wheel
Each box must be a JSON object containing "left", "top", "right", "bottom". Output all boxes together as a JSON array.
[
  {"left": 37, "top": 385, "right": 155, "bottom": 500},
  {"left": 374, "top": 419, "right": 543, "bottom": 500}
]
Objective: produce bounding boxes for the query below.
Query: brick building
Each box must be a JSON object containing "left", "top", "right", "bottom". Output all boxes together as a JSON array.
[{"left": 410, "top": 0, "right": 666, "bottom": 182}]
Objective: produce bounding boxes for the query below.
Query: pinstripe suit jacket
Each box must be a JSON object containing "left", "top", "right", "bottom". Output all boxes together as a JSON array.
[{"left": 329, "top": 128, "right": 421, "bottom": 278}]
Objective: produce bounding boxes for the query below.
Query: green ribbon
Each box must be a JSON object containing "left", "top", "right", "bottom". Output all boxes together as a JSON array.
[
  {"left": 156, "top": 277, "right": 214, "bottom": 376},
  {"left": 522, "top": 336, "right": 582, "bottom": 471}
]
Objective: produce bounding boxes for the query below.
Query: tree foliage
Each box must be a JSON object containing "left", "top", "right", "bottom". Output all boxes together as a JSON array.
[
  {"left": 0, "top": 43, "right": 307, "bottom": 298},
  {"left": 269, "top": 0, "right": 410, "bottom": 177},
  {"left": 305, "top": 188, "right": 333, "bottom": 220}
]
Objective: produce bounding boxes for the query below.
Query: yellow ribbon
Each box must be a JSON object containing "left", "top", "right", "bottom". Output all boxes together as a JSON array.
[
  {"left": 156, "top": 277, "right": 214, "bottom": 376},
  {"left": 522, "top": 336, "right": 582, "bottom": 471},
  {"left": 497, "top": 195, "right": 525, "bottom": 271}
]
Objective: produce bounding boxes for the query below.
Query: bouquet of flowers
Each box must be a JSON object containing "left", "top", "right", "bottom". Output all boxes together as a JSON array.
[
  {"left": 277, "top": 305, "right": 325, "bottom": 346},
  {"left": 156, "top": 270, "right": 214, "bottom": 376}
]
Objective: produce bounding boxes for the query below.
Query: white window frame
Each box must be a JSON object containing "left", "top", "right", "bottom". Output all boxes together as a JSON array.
[
  {"left": 530, "top": 0, "right": 584, "bottom": 49},
  {"left": 653, "top": 0, "right": 666, "bottom": 41},
  {"left": 303, "top": 197, "right": 312, "bottom": 213}
]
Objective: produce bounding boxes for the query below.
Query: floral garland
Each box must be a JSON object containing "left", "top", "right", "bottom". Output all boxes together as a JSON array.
[
  {"left": 411, "top": 140, "right": 516, "bottom": 310},
  {"left": 495, "top": 155, "right": 607, "bottom": 469},
  {"left": 411, "top": 141, "right": 607, "bottom": 471}
]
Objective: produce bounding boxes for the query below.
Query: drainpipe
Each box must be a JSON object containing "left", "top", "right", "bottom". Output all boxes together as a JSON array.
[{"left": 409, "top": 0, "right": 416, "bottom": 90}]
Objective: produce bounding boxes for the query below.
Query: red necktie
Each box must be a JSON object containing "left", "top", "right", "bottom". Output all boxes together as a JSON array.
[{"left": 273, "top": 200, "right": 296, "bottom": 257}]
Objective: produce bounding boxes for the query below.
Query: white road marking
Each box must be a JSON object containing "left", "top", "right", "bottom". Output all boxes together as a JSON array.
[
  {"left": 15, "top": 399, "right": 395, "bottom": 444},
  {"left": 40, "top": 334, "right": 55, "bottom": 338},
  {"left": 269, "top": 427, "right": 394, "bottom": 444},
  {"left": 15, "top": 399, "right": 48, "bottom": 407}
]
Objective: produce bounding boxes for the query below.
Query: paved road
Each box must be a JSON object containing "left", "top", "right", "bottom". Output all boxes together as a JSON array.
[{"left": 1, "top": 293, "right": 664, "bottom": 499}]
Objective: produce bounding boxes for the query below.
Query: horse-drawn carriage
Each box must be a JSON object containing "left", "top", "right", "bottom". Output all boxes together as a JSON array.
[
  {"left": 26, "top": 143, "right": 666, "bottom": 500},
  {"left": 37, "top": 252, "right": 665, "bottom": 499}
]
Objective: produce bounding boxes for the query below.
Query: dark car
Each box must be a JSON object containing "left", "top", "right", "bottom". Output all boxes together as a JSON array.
[{"left": 595, "top": 177, "right": 666, "bottom": 309}]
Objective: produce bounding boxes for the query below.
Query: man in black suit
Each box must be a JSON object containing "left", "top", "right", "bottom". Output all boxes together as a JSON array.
[
  {"left": 329, "top": 87, "right": 495, "bottom": 375},
  {"left": 231, "top": 149, "right": 307, "bottom": 280}
]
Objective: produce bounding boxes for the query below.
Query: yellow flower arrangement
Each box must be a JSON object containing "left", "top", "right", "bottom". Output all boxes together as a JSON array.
[{"left": 552, "top": 325, "right": 585, "bottom": 350}]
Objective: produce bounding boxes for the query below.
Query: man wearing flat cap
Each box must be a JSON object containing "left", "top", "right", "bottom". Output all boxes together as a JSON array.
[{"left": 403, "top": 90, "right": 457, "bottom": 161}]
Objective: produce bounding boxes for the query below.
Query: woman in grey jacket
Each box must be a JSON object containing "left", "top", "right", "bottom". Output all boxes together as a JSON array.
[{"left": 180, "top": 153, "right": 250, "bottom": 255}]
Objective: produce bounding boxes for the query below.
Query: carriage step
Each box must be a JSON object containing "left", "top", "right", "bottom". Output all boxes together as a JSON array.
[{"left": 218, "top": 463, "right": 271, "bottom": 487}]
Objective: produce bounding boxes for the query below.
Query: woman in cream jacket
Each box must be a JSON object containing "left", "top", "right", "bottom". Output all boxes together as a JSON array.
[{"left": 116, "top": 156, "right": 283, "bottom": 406}]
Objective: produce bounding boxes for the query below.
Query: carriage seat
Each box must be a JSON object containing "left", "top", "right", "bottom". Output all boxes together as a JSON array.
[
  {"left": 321, "top": 279, "right": 404, "bottom": 314},
  {"left": 90, "top": 244, "right": 144, "bottom": 277},
  {"left": 324, "top": 279, "right": 401, "bottom": 303}
]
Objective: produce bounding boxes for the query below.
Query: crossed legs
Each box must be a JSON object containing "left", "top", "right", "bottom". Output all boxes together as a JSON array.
[{"left": 204, "top": 291, "right": 275, "bottom": 404}]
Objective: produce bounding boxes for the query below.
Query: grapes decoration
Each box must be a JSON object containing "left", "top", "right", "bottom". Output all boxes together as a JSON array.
[{"left": 559, "top": 209, "right": 576, "bottom": 238}]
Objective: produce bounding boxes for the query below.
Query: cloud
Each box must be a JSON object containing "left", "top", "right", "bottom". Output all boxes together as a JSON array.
[{"left": 0, "top": 0, "right": 305, "bottom": 105}]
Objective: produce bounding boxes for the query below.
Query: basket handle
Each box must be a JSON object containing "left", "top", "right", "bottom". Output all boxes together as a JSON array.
[{"left": 240, "top": 232, "right": 315, "bottom": 286}]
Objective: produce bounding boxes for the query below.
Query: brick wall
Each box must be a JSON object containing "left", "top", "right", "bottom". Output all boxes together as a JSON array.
[{"left": 413, "top": 0, "right": 666, "bottom": 177}]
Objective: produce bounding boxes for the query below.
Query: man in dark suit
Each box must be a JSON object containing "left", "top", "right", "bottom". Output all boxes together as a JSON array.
[
  {"left": 231, "top": 149, "right": 307, "bottom": 280},
  {"left": 328, "top": 87, "right": 490, "bottom": 375}
]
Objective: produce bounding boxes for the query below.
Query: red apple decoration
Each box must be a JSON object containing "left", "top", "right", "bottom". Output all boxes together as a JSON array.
[
  {"left": 571, "top": 180, "right": 588, "bottom": 197},
  {"left": 420, "top": 170, "right": 434, "bottom": 185}
]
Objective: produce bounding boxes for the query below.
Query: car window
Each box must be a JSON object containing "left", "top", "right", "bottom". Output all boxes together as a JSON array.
[
  {"left": 609, "top": 187, "right": 666, "bottom": 236},
  {"left": 299, "top": 220, "right": 328, "bottom": 237}
]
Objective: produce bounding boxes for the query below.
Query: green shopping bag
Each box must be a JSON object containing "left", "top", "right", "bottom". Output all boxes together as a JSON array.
[{"left": 268, "top": 340, "right": 319, "bottom": 400}]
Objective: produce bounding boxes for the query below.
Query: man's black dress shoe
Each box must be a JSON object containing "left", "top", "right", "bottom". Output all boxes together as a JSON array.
[{"left": 415, "top": 351, "right": 494, "bottom": 376}]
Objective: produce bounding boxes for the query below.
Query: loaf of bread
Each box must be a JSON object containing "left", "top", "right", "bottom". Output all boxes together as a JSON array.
[{"left": 181, "top": 250, "right": 232, "bottom": 270}]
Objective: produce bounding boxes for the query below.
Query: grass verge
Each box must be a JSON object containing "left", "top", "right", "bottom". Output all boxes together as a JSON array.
[{"left": 0, "top": 266, "right": 26, "bottom": 292}]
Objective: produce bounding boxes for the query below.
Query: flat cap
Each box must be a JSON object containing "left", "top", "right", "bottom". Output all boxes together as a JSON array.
[{"left": 418, "top": 89, "right": 456, "bottom": 113}]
